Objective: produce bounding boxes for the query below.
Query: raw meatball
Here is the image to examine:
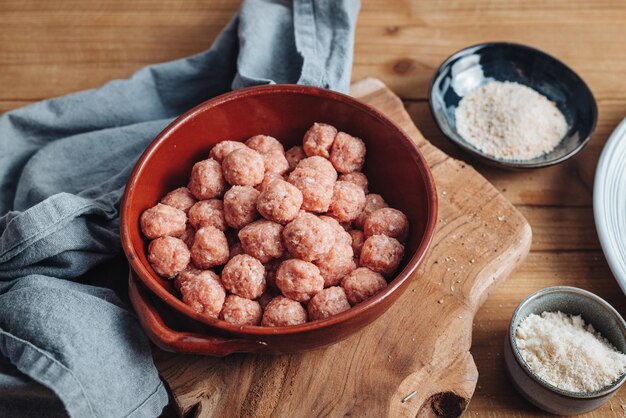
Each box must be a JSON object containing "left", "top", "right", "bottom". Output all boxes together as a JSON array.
[
  {"left": 319, "top": 216, "right": 352, "bottom": 246},
  {"left": 364, "top": 208, "right": 409, "bottom": 242},
  {"left": 221, "top": 254, "right": 266, "bottom": 299},
  {"left": 238, "top": 220, "right": 285, "bottom": 263},
  {"left": 173, "top": 265, "right": 202, "bottom": 292},
  {"left": 223, "top": 186, "right": 260, "bottom": 229},
  {"left": 341, "top": 267, "right": 387, "bottom": 305},
  {"left": 285, "top": 146, "right": 306, "bottom": 171},
  {"left": 188, "top": 158, "right": 226, "bottom": 200},
  {"left": 219, "top": 295, "right": 262, "bottom": 325},
  {"left": 209, "top": 140, "right": 247, "bottom": 163},
  {"left": 245, "top": 135, "right": 284, "bottom": 154},
  {"left": 338, "top": 172, "right": 368, "bottom": 194},
  {"left": 180, "top": 270, "right": 225, "bottom": 317},
  {"left": 229, "top": 242, "right": 244, "bottom": 259},
  {"left": 307, "top": 287, "right": 351, "bottom": 320},
  {"left": 297, "top": 156, "right": 337, "bottom": 181},
  {"left": 244, "top": 135, "right": 288, "bottom": 175},
  {"left": 359, "top": 234, "right": 405, "bottom": 277},
  {"left": 261, "top": 296, "right": 307, "bottom": 327},
  {"left": 288, "top": 167, "right": 334, "bottom": 212},
  {"left": 282, "top": 213, "right": 335, "bottom": 262},
  {"left": 188, "top": 199, "right": 226, "bottom": 231},
  {"left": 180, "top": 225, "right": 196, "bottom": 248},
  {"left": 222, "top": 148, "right": 265, "bottom": 186},
  {"left": 257, "top": 179, "right": 303, "bottom": 224},
  {"left": 354, "top": 193, "right": 388, "bottom": 229},
  {"left": 161, "top": 187, "right": 197, "bottom": 213},
  {"left": 327, "top": 181, "right": 366, "bottom": 222},
  {"left": 262, "top": 150, "right": 289, "bottom": 175},
  {"left": 314, "top": 242, "right": 356, "bottom": 287},
  {"left": 140, "top": 203, "right": 187, "bottom": 239},
  {"left": 190, "top": 226, "right": 229, "bottom": 269},
  {"left": 349, "top": 229, "right": 365, "bottom": 258},
  {"left": 257, "top": 172, "right": 284, "bottom": 192},
  {"left": 148, "top": 236, "right": 190, "bottom": 278},
  {"left": 330, "top": 132, "right": 366, "bottom": 173},
  {"left": 303, "top": 123, "right": 338, "bottom": 158},
  {"left": 257, "top": 289, "right": 279, "bottom": 310},
  {"left": 275, "top": 259, "right": 324, "bottom": 303}
]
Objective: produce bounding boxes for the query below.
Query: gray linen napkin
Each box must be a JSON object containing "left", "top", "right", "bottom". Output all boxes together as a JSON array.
[{"left": 0, "top": 0, "right": 360, "bottom": 416}]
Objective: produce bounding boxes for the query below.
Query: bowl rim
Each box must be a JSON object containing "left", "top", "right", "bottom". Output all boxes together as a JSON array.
[
  {"left": 594, "top": 117, "right": 626, "bottom": 298},
  {"left": 508, "top": 285, "right": 626, "bottom": 399},
  {"left": 120, "top": 83, "right": 438, "bottom": 336},
  {"left": 428, "top": 41, "right": 599, "bottom": 170}
]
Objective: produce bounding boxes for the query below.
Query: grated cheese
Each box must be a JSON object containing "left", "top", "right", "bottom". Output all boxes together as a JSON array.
[{"left": 515, "top": 311, "right": 626, "bottom": 393}]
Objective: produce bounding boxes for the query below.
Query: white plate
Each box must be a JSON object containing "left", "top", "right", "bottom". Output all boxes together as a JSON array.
[{"left": 594, "top": 118, "right": 626, "bottom": 295}]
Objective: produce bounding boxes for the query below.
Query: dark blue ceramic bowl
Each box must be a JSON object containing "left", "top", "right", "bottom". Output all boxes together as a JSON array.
[{"left": 429, "top": 42, "right": 598, "bottom": 169}]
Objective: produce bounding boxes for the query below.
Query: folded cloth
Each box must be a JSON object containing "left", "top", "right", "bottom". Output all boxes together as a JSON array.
[{"left": 0, "top": 1, "right": 360, "bottom": 416}]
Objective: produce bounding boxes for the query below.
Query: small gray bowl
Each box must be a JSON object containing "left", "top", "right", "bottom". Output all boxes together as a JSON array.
[{"left": 504, "top": 286, "right": 626, "bottom": 415}]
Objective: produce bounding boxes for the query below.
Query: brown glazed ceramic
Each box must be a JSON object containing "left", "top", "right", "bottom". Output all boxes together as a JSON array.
[
  {"left": 120, "top": 84, "right": 438, "bottom": 356},
  {"left": 128, "top": 271, "right": 271, "bottom": 356}
]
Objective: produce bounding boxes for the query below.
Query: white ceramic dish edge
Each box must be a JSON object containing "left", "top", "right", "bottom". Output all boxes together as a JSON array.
[{"left": 594, "top": 117, "right": 626, "bottom": 296}]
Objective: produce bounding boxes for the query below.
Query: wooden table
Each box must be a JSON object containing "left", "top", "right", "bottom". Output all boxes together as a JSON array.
[{"left": 2, "top": 1, "right": 625, "bottom": 416}]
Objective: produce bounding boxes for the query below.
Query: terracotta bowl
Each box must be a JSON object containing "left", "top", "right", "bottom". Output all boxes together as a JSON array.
[{"left": 120, "top": 85, "right": 438, "bottom": 356}]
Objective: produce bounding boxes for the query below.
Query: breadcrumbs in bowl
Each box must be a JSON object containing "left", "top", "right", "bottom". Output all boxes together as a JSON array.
[
  {"left": 505, "top": 286, "right": 626, "bottom": 415},
  {"left": 121, "top": 84, "right": 437, "bottom": 355}
]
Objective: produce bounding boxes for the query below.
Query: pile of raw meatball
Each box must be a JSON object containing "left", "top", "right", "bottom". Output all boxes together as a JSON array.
[{"left": 140, "top": 123, "right": 409, "bottom": 327}]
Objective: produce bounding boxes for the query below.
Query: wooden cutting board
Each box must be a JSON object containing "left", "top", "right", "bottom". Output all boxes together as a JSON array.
[{"left": 153, "top": 78, "right": 532, "bottom": 418}]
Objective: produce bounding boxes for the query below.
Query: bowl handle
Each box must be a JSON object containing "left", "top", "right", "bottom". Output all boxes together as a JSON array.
[{"left": 128, "top": 273, "right": 269, "bottom": 356}]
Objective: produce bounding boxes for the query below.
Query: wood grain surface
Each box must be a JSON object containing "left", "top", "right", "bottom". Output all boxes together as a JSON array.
[{"left": 2, "top": 1, "right": 626, "bottom": 416}]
